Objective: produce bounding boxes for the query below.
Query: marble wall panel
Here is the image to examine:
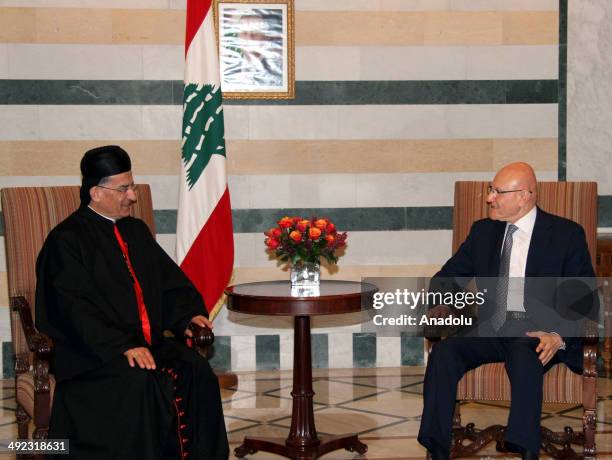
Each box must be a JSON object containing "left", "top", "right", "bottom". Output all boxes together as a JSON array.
[
  {"left": 0, "top": 0, "right": 170, "bottom": 8},
  {"left": 317, "top": 174, "right": 357, "bottom": 209},
  {"left": 445, "top": 104, "right": 558, "bottom": 139},
  {"left": 226, "top": 175, "right": 250, "bottom": 210},
  {"left": 465, "top": 45, "right": 558, "bottom": 80},
  {"left": 0, "top": 45, "right": 7, "bottom": 79},
  {"left": 156, "top": 230, "right": 453, "bottom": 269},
  {"left": 328, "top": 333, "right": 353, "bottom": 368},
  {"left": 142, "top": 44, "right": 182, "bottom": 80},
  {"left": 111, "top": 9, "right": 183, "bottom": 45},
  {"left": 0, "top": 140, "right": 180, "bottom": 175},
  {"left": 2, "top": 44, "right": 558, "bottom": 81},
  {"left": 0, "top": 7, "right": 36, "bottom": 43},
  {"left": 295, "top": 11, "right": 425, "bottom": 47},
  {"left": 0, "top": 105, "right": 560, "bottom": 141},
  {"left": 35, "top": 8, "right": 112, "bottom": 44},
  {"left": 360, "top": 46, "right": 467, "bottom": 81},
  {"left": 37, "top": 105, "right": 142, "bottom": 139},
  {"left": 142, "top": 105, "right": 180, "bottom": 140},
  {"left": 376, "top": 336, "right": 401, "bottom": 368},
  {"left": 295, "top": 0, "right": 558, "bottom": 11},
  {"left": 295, "top": 46, "right": 361, "bottom": 81},
  {"left": 0, "top": 106, "right": 38, "bottom": 140},
  {"left": 136, "top": 174, "right": 179, "bottom": 209},
  {"left": 423, "top": 11, "right": 502, "bottom": 46},
  {"left": 450, "top": 0, "right": 558, "bottom": 10},
  {"left": 279, "top": 334, "right": 294, "bottom": 370},
  {"left": 230, "top": 335, "right": 256, "bottom": 371},
  {"left": 502, "top": 11, "right": 558, "bottom": 45},
  {"left": 567, "top": 0, "right": 612, "bottom": 195},
  {"left": 0, "top": 139, "right": 557, "bottom": 177},
  {"left": 8, "top": 44, "right": 144, "bottom": 80}
]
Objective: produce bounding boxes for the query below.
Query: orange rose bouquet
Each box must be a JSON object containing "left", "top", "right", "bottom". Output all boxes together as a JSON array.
[{"left": 264, "top": 216, "right": 347, "bottom": 266}]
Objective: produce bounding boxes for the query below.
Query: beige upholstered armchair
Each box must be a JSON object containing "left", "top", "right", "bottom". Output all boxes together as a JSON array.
[
  {"left": 444, "top": 181, "right": 598, "bottom": 459},
  {"left": 0, "top": 185, "right": 213, "bottom": 446}
]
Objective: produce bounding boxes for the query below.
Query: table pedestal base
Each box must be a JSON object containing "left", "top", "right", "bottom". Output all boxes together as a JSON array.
[{"left": 234, "top": 434, "right": 367, "bottom": 460}]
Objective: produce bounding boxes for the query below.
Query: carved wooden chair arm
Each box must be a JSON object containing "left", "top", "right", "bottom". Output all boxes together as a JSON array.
[
  {"left": 187, "top": 323, "right": 215, "bottom": 348},
  {"left": 10, "top": 296, "right": 54, "bottom": 359},
  {"left": 10, "top": 296, "right": 53, "bottom": 434}
]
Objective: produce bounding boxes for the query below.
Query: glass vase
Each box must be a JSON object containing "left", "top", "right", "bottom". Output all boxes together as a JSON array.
[{"left": 290, "top": 260, "right": 320, "bottom": 287}]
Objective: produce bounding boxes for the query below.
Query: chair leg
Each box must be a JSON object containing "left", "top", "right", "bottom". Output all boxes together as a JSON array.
[
  {"left": 450, "top": 402, "right": 506, "bottom": 458},
  {"left": 15, "top": 404, "right": 30, "bottom": 439},
  {"left": 31, "top": 427, "right": 49, "bottom": 460},
  {"left": 15, "top": 404, "right": 32, "bottom": 460},
  {"left": 452, "top": 402, "right": 461, "bottom": 429},
  {"left": 583, "top": 408, "right": 596, "bottom": 459},
  {"left": 32, "top": 427, "right": 48, "bottom": 439},
  {"left": 539, "top": 405, "right": 597, "bottom": 459}
]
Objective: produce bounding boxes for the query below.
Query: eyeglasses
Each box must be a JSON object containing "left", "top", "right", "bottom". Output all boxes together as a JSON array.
[
  {"left": 97, "top": 184, "right": 137, "bottom": 194},
  {"left": 487, "top": 185, "right": 532, "bottom": 196}
]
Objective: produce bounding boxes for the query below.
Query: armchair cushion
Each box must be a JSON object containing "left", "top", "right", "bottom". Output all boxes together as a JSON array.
[{"left": 457, "top": 362, "right": 582, "bottom": 403}]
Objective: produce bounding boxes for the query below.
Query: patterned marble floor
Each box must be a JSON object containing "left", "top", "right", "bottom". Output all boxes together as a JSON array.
[
  {"left": 0, "top": 368, "right": 610, "bottom": 459},
  {"left": 222, "top": 367, "right": 612, "bottom": 459}
]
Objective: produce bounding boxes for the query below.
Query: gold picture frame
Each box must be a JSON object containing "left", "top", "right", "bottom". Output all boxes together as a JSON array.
[{"left": 214, "top": 0, "right": 295, "bottom": 99}]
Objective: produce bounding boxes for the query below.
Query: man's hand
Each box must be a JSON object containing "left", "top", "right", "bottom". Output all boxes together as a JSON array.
[
  {"left": 185, "top": 315, "right": 213, "bottom": 337},
  {"left": 427, "top": 305, "right": 452, "bottom": 319},
  {"left": 124, "top": 347, "right": 156, "bottom": 370},
  {"left": 526, "top": 331, "right": 564, "bottom": 366}
]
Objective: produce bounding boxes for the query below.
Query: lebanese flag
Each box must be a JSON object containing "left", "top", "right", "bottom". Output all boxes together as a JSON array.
[{"left": 177, "top": 0, "right": 234, "bottom": 318}]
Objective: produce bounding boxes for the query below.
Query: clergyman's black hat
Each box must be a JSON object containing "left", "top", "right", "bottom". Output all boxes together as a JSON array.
[{"left": 80, "top": 145, "right": 132, "bottom": 204}]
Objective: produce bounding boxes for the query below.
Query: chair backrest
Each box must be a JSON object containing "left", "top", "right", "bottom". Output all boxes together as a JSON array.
[
  {"left": 1, "top": 185, "right": 155, "bottom": 358},
  {"left": 452, "top": 182, "right": 598, "bottom": 269}
]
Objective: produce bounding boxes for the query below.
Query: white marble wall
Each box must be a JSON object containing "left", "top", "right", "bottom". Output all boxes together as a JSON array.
[
  {"left": 0, "top": 44, "right": 558, "bottom": 81},
  {"left": 567, "top": 1, "right": 612, "bottom": 195},
  {"left": 0, "top": 105, "right": 558, "bottom": 141}
]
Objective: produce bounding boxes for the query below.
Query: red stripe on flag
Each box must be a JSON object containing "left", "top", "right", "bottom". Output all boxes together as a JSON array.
[
  {"left": 185, "top": 0, "right": 212, "bottom": 56},
  {"left": 180, "top": 187, "right": 234, "bottom": 313}
]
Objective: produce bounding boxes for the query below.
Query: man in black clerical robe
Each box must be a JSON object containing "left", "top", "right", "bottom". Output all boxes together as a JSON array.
[{"left": 35, "top": 145, "right": 229, "bottom": 460}]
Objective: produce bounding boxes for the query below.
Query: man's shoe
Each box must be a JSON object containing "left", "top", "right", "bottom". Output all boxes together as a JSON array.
[
  {"left": 427, "top": 443, "right": 450, "bottom": 460},
  {"left": 501, "top": 441, "right": 539, "bottom": 460},
  {"left": 521, "top": 450, "right": 539, "bottom": 460}
]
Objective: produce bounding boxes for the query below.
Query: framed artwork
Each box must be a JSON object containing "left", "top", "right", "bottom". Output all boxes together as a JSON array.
[{"left": 214, "top": 0, "right": 295, "bottom": 99}]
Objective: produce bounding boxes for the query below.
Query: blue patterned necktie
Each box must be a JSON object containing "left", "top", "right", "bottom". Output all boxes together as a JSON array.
[{"left": 492, "top": 224, "right": 518, "bottom": 331}]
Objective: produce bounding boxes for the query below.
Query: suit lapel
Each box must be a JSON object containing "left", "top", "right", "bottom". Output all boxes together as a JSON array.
[
  {"left": 525, "top": 207, "right": 552, "bottom": 277},
  {"left": 487, "top": 220, "right": 507, "bottom": 276}
]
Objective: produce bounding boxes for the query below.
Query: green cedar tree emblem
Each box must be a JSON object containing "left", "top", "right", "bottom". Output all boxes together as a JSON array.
[{"left": 181, "top": 83, "right": 226, "bottom": 189}]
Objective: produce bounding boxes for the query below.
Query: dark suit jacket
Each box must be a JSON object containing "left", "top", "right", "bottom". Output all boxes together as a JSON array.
[{"left": 432, "top": 207, "right": 597, "bottom": 370}]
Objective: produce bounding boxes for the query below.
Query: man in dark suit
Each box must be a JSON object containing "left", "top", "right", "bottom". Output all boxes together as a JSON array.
[{"left": 417, "top": 162, "right": 596, "bottom": 460}]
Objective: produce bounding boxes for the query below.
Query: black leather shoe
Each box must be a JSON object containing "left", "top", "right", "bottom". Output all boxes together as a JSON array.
[
  {"left": 502, "top": 441, "right": 539, "bottom": 460},
  {"left": 427, "top": 443, "right": 450, "bottom": 460},
  {"left": 521, "top": 450, "right": 539, "bottom": 460}
]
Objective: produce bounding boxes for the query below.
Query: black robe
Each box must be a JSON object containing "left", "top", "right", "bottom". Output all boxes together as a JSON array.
[{"left": 35, "top": 206, "right": 229, "bottom": 460}]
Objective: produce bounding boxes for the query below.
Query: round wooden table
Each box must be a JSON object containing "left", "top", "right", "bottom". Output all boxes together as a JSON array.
[{"left": 226, "top": 280, "right": 378, "bottom": 460}]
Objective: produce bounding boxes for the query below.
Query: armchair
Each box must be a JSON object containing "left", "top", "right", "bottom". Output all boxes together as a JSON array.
[{"left": 444, "top": 181, "right": 598, "bottom": 459}]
